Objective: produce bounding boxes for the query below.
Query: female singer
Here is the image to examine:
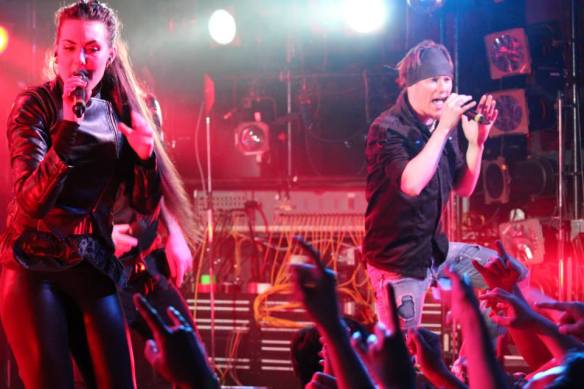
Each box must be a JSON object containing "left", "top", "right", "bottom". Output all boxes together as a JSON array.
[{"left": 0, "top": 1, "right": 162, "bottom": 387}]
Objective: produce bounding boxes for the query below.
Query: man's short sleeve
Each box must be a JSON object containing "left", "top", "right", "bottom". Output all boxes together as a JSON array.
[{"left": 366, "top": 121, "right": 411, "bottom": 189}]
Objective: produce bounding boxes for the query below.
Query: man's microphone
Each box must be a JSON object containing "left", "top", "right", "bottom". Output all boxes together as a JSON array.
[
  {"left": 72, "top": 70, "right": 89, "bottom": 118},
  {"left": 464, "top": 109, "right": 490, "bottom": 125}
]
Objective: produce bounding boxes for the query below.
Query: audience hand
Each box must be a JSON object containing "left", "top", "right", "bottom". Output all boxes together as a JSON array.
[
  {"left": 133, "top": 294, "right": 219, "bottom": 389},
  {"left": 446, "top": 268, "right": 511, "bottom": 389},
  {"left": 351, "top": 282, "right": 416, "bottom": 389},
  {"left": 472, "top": 241, "right": 521, "bottom": 291},
  {"left": 291, "top": 236, "right": 376, "bottom": 389},
  {"left": 290, "top": 237, "right": 340, "bottom": 330},
  {"left": 445, "top": 267, "right": 481, "bottom": 321},
  {"left": 407, "top": 327, "right": 467, "bottom": 389},
  {"left": 479, "top": 288, "right": 537, "bottom": 329},
  {"left": 407, "top": 328, "right": 447, "bottom": 377},
  {"left": 305, "top": 372, "right": 338, "bottom": 389},
  {"left": 536, "top": 301, "right": 584, "bottom": 340},
  {"left": 319, "top": 337, "right": 333, "bottom": 375}
]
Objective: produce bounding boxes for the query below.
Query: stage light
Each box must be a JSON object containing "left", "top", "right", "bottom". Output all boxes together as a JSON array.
[
  {"left": 407, "top": 0, "right": 446, "bottom": 13},
  {"left": 234, "top": 121, "right": 270, "bottom": 156},
  {"left": 201, "top": 274, "right": 211, "bottom": 285},
  {"left": 499, "top": 218, "right": 545, "bottom": 264},
  {"left": 208, "top": 9, "right": 236, "bottom": 45},
  {"left": 0, "top": 25, "right": 9, "bottom": 55},
  {"left": 343, "top": 0, "right": 387, "bottom": 34}
]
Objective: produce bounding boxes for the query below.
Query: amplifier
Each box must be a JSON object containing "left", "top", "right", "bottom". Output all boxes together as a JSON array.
[
  {"left": 188, "top": 293, "right": 307, "bottom": 389},
  {"left": 193, "top": 190, "right": 366, "bottom": 232}
]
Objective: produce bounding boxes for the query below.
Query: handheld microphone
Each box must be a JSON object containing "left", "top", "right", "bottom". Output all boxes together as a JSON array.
[
  {"left": 464, "top": 109, "right": 490, "bottom": 124},
  {"left": 72, "top": 70, "right": 89, "bottom": 118}
]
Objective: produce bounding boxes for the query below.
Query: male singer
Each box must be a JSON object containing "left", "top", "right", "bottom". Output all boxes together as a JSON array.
[{"left": 363, "top": 40, "right": 499, "bottom": 329}]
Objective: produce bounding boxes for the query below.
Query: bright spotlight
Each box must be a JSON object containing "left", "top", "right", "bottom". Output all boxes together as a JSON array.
[
  {"left": 0, "top": 25, "right": 9, "bottom": 55},
  {"left": 208, "top": 9, "right": 236, "bottom": 45},
  {"left": 343, "top": 0, "right": 388, "bottom": 34}
]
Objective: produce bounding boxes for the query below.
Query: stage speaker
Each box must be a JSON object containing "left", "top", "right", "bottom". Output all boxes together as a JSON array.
[
  {"left": 489, "top": 89, "right": 529, "bottom": 138},
  {"left": 482, "top": 155, "right": 557, "bottom": 205},
  {"left": 484, "top": 28, "right": 532, "bottom": 80},
  {"left": 483, "top": 157, "right": 511, "bottom": 204}
]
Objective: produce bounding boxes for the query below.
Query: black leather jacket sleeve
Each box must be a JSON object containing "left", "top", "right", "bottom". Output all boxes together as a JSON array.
[
  {"left": 6, "top": 80, "right": 161, "bottom": 226},
  {"left": 7, "top": 90, "right": 71, "bottom": 219},
  {"left": 129, "top": 152, "right": 162, "bottom": 215}
]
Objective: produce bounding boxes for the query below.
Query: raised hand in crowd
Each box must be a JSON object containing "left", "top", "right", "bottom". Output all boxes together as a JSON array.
[
  {"left": 320, "top": 338, "right": 333, "bottom": 375},
  {"left": 290, "top": 236, "right": 375, "bottom": 389},
  {"left": 406, "top": 327, "right": 467, "bottom": 389},
  {"left": 445, "top": 267, "right": 482, "bottom": 321},
  {"left": 290, "top": 237, "right": 341, "bottom": 330},
  {"left": 473, "top": 242, "right": 555, "bottom": 370},
  {"left": 537, "top": 301, "right": 584, "bottom": 341},
  {"left": 351, "top": 282, "right": 416, "bottom": 389},
  {"left": 133, "top": 294, "right": 219, "bottom": 389},
  {"left": 305, "top": 372, "right": 338, "bottom": 389},
  {"left": 472, "top": 240, "right": 523, "bottom": 292},
  {"left": 480, "top": 288, "right": 584, "bottom": 362},
  {"left": 480, "top": 288, "right": 540, "bottom": 329},
  {"left": 445, "top": 267, "right": 510, "bottom": 389}
]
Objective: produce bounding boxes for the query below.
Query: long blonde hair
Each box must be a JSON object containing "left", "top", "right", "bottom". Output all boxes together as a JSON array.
[{"left": 49, "top": 1, "right": 199, "bottom": 250}]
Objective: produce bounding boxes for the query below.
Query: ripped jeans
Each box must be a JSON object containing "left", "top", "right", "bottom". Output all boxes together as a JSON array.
[{"left": 367, "top": 242, "right": 526, "bottom": 330}]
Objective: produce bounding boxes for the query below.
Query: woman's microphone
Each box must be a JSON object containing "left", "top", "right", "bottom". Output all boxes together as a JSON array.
[{"left": 72, "top": 70, "right": 89, "bottom": 118}]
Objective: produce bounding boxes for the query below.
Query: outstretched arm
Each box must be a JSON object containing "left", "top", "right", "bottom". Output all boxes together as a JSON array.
[
  {"left": 350, "top": 282, "right": 416, "bottom": 389},
  {"left": 537, "top": 301, "right": 584, "bottom": 341},
  {"left": 133, "top": 294, "right": 219, "bottom": 389},
  {"left": 473, "top": 241, "right": 552, "bottom": 369},
  {"left": 480, "top": 288, "right": 584, "bottom": 361},
  {"left": 290, "top": 237, "right": 375, "bottom": 389},
  {"left": 406, "top": 327, "right": 467, "bottom": 389},
  {"left": 446, "top": 268, "right": 510, "bottom": 389}
]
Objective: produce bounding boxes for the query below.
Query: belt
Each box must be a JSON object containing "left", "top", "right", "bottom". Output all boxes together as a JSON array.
[{"left": 13, "top": 229, "right": 131, "bottom": 288}]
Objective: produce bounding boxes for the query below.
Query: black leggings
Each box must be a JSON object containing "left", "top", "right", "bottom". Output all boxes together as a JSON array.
[{"left": 0, "top": 262, "right": 135, "bottom": 389}]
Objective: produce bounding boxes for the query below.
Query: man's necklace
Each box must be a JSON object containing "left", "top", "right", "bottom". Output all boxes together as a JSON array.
[{"left": 428, "top": 121, "right": 437, "bottom": 132}]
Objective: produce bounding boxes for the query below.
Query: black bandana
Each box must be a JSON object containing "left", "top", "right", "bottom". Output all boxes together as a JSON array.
[{"left": 406, "top": 47, "right": 453, "bottom": 86}]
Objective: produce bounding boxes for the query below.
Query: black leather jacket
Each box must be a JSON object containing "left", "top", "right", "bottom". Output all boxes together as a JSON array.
[{"left": 1, "top": 79, "right": 161, "bottom": 282}]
